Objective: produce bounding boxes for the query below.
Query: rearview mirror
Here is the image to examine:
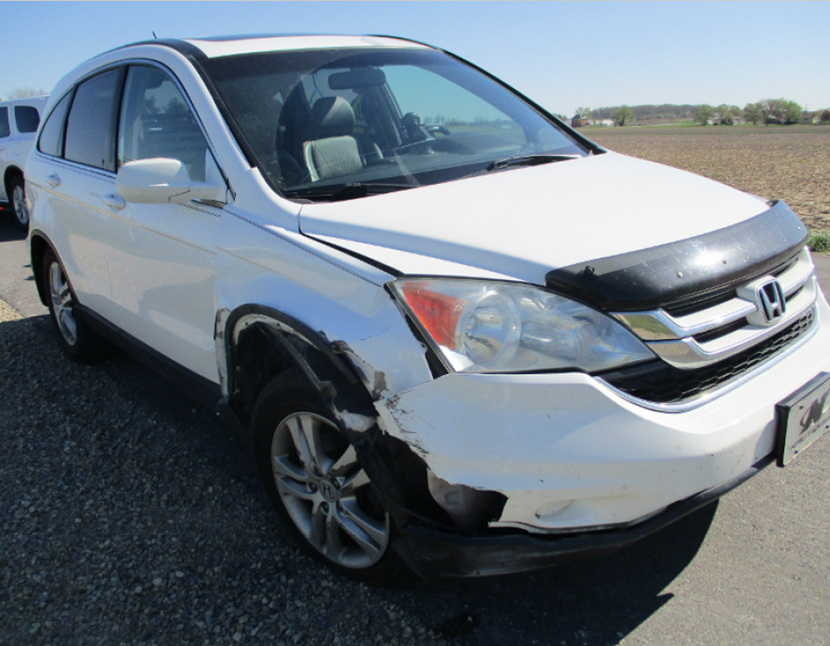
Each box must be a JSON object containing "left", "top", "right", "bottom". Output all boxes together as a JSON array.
[
  {"left": 116, "top": 158, "right": 227, "bottom": 205},
  {"left": 328, "top": 68, "right": 386, "bottom": 90}
]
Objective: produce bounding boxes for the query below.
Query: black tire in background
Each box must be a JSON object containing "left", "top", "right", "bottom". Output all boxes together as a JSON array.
[{"left": 10, "top": 174, "right": 29, "bottom": 231}]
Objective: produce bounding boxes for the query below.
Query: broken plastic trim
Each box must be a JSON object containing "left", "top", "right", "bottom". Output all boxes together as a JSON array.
[
  {"left": 222, "top": 305, "right": 455, "bottom": 529},
  {"left": 396, "top": 453, "right": 774, "bottom": 579}
]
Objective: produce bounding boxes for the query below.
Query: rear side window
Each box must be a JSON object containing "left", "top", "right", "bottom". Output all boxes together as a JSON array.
[
  {"left": 38, "top": 93, "right": 73, "bottom": 158},
  {"left": 15, "top": 106, "right": 41, "bottom": 133},
  {"left": 0, "top": 108, "right": 9, "bottom": 139},
  {"left": 64, "top": 69, "right": 122, "bottom": 171}
]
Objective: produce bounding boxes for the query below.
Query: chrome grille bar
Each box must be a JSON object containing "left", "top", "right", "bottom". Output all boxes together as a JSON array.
[{"left": 612, "top": 248, "right": 817, "bottom": 369}]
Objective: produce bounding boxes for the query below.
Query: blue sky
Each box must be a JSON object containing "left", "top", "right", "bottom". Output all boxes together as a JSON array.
[{"left": 3, "top": 1, "right": 829, "bottom": 115}]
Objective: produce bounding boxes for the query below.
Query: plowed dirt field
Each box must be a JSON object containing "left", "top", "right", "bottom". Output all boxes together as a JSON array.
[{"left": 586, "top": 125, "right": 830, "bottom": 232}]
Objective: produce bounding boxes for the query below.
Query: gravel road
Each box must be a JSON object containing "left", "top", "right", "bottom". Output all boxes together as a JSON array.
[
  {"left": 0, "top": 299, "right": 447, "bottom": 646},
  {"left": 2, "top": 251, "right": 829, "bottom": 646},
  {"left": 3, "top": 294, "right": 695, "bottom": 646}
]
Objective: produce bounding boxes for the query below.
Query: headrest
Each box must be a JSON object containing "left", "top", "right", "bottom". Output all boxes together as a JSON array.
[{"left": 308, "top": 96, "right": 355, "bottom": 139}]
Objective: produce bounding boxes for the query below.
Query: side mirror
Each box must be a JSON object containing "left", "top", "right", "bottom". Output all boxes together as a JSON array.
[{"left": 116, "top": 158, "right": 227, "bottom": 205}]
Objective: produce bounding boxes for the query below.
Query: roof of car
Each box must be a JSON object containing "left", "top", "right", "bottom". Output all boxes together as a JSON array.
[
  {"left": 0, "top": 96, "right": 49, "bottom": 107},
  {"left": 121, "top": 34, "right": 433, "bottom": 60}
]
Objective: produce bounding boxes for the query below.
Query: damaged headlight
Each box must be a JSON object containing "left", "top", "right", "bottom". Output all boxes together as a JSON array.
[{"left": 389, "top": 279, "right": 654, "bottom": 373}]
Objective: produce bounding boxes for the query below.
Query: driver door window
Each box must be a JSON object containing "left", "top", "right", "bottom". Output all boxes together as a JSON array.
[{"left": 118, "top": 65, "right": 209, "bottom": 181}]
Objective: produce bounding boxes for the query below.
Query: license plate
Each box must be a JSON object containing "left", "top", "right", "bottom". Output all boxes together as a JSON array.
[{"left": 775, "top": 372, "right": 830, "bottom": 466}]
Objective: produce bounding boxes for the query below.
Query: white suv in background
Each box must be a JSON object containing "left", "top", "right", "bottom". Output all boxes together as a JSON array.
[
  {"left": 0, "top": 95, "right": 47, "bottom": 230},
  {"left": 25, "top": 35, "right": 830, "bottom": 582}
]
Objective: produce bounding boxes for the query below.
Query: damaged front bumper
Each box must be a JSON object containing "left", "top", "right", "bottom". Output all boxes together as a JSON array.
[
  {"left": 365, "top": 295, "right": 830, "bottom": 578},
  {"left": 395, "top": 454, "right": 772, "bottom": 579}
]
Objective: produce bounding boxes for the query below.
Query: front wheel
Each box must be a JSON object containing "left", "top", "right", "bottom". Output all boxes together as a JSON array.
[
  {"left": 252, "top": 371, "right": 407, "bottom": 583},
  {"left": 10, "top": 175, "right": 29, "bottom": 231}
]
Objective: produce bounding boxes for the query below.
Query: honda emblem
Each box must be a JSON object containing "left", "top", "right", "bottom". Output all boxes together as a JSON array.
[{"left": 757, "top": 279, "right": 786, "bottom": 324}]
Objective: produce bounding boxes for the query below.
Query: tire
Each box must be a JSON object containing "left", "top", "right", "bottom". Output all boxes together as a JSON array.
[
  {"left": 43, "top": 249, "right": 108, "bottom": 362},
  {"left": 252, "top": 370, "right": 408, "bottom": 584},
  {"left": 10, "top": 175, "right": 29, "bottom": 231}
]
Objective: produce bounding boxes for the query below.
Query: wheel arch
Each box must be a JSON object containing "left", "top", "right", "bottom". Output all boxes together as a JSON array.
[
  {"left": 220, "top": 304, "right": 374, "bottom": 430},
  {"left": 3, "top": 165, "right": 23, "bottom": 197},
  {"left": 29, "top": 232, "right": 58, "bottom": 307},
  {"left": 220, "top": 303, "right": 452, "bottom": 530}
]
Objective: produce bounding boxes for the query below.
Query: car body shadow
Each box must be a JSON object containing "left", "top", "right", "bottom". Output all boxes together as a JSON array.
[
  {"left": 394, "top": 489, "right": 719, "bottom": 645},
  {"left": 0, "top": 208, "right": 27, "bottom": 242}
]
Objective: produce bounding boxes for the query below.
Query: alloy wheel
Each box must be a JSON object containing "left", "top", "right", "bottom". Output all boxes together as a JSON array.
[
  {"left": 270, "top": 411, "right": 390, "bottom": 569},
  {"left": 12, "top": 182, "right": 29, "bottom": 227},
  {"left": 48, "top": 261, "right": 78, "bottom": 346}
]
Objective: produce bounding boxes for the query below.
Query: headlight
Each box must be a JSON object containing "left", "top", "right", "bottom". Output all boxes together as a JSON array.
[{"left": 389, "top": 279, "right": 654, "bottom": 373}]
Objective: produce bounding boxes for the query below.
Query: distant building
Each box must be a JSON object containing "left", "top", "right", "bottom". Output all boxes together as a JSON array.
[{"left": 571, "top": 116, "right": 613, "bottom": 128}]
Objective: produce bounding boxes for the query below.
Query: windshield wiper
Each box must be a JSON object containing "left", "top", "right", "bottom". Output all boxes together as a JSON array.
[
  {"left": 283, "top": 181, "right": 417, "bottom": 202},
  {"left": 485, "top": 154, "right": 582, "bottom": 173},
  {"left": 457, "top": 154, "right": 582, "bottom": 182}
]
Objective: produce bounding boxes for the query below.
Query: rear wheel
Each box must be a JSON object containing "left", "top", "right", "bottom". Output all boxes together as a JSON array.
[
  {"left": 43, "top": 249, "right": 108, "bottom": 362},
  {"left": 252, "top": 371, "right": 407, "bottom": 583},
  {"left": 10, "top": 175, "right": 29, "bottom": 231}
]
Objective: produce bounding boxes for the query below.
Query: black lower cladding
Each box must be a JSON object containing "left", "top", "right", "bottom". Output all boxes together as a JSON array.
[
  {"left": 601, "top": 308, "right": 816, "bottom": 404},
  {"left": 545, "top": 201, "right": 808, "bottom": 312}
]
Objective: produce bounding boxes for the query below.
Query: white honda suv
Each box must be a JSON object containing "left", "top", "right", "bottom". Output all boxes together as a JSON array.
[{"left": 26, "top": 35, "right": 830, "bottom": 581}]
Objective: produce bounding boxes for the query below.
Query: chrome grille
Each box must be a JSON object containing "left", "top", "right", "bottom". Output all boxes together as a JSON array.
[
  {"left": 600, "top": 308, "right": 816, "bottom": 408},
  {"left": 612, "top": 247, "right": 817, "bottom": 370},
  {"left": 600, "top": 247, "right": 820, "bottom": 410}
]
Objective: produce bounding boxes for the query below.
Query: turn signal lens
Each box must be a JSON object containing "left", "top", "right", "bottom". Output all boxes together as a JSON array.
[{"left": 401, "top": 282, "right": 464, "bottom": 349}]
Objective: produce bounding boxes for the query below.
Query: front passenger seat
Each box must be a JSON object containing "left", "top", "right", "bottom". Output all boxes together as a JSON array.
[{"left": 303, "top": 96, "right": 364, "bottom": 182}]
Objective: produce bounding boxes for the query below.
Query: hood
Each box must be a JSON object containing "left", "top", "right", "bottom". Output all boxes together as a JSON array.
[{"left": 299, "top": 151, "right": 770, "bottom": 285}]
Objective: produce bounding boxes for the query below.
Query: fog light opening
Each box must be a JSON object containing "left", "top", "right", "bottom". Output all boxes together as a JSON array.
[{"left": 426, "top": 471, "right": 504, "bottom": 531}]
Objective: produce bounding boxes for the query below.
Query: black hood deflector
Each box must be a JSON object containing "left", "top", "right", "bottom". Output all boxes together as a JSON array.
[{"left": 545, "top": 201, "right": 807, "bottom": 312}]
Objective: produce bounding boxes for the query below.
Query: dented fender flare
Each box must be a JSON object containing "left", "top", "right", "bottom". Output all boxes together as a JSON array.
[
  {"left": 218, "top": 304, "right": 450, "bottom": 531},
  {"left": 220, "top": 304, "right": 372, "bottom": 419}
]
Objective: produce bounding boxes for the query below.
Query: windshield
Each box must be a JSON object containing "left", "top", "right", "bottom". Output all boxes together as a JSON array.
[{"left": 202, "top": 47, "right": 590, "bottom": 201}]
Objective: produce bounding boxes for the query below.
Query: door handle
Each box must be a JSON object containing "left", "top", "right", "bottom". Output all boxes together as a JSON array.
[
  {"left": 101, "top": 193, "right": 126, "bottom": 211},
  {"left": 46, "top": 174, "right": 61, "bottom": 187}
]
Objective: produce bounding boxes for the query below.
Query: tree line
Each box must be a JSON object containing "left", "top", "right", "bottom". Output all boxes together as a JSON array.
[
  {"left": 0, "top": 87, "right": 49, "bottom": 101},
  {"left": 5, "top": 86, "right": 829, "bottom": 129},
  {"left": 576, "top": 100, "right": 830, "bottom": 127}
]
